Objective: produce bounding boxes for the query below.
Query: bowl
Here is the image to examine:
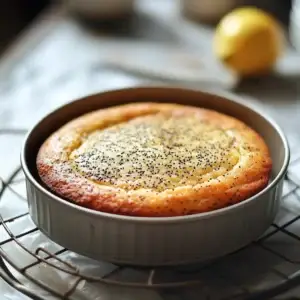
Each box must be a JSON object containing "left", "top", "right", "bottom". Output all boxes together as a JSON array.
[
  {"left": 65, "top": 0, "right": 135, "bottom": 21},
  {"left": 181, "top": 0, "right": 242, "bottom": 24},
  {"left": 21, "top": 87, "right": 290, "bottom": 266}
]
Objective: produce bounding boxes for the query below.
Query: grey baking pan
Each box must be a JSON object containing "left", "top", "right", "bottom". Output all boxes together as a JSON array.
[{"left": 21, "top": 87, "right": 290, "bottom": 266}]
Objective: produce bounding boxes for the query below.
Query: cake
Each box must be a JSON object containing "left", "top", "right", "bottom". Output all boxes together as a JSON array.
[{"left": 36, "top": 102, "right": 272, "bottom": 217}]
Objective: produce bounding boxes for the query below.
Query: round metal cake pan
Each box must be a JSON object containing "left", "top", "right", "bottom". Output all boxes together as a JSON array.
[{"left": 21, "top": 87, "right": 290, "bottom": 266}]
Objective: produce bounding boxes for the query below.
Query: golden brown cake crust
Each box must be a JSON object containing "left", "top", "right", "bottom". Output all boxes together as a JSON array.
[{"left": 37, "top": 103, "right": 272, "bottom": 217}]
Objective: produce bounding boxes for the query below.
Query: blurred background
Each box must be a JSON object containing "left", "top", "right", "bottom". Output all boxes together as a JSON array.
[
  {"left": 0, "top": 0, "right": 50, "bottom": 53},
  {"left": 0, "top": 0, "right": 293, "bottom": 55}
]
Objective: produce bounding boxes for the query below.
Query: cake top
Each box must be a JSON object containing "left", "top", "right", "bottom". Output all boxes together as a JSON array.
[
  {"left": 37, "top": 102, "right": 271, "bottom": 217},
  {"left": 70, "top": 113, "right": 239, "bottom": 191}
]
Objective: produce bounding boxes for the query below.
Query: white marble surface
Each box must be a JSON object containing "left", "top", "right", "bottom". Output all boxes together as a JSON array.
[{"left": 0, "top": 0, "right": 299, "bottom": 299}]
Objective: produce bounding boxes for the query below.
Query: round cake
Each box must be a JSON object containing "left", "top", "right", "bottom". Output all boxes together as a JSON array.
[{"left": 37, "top": 102, "right": 272, "bottom": 217}]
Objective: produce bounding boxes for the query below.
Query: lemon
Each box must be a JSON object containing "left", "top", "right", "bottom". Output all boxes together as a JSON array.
[{"left": 213, "top": 7, "right": 284, "bottom": 77}]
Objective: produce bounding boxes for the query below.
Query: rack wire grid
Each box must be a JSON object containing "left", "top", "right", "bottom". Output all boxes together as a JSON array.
[{"left": 0, "top": 126, "right": 299, "bottom": 300}]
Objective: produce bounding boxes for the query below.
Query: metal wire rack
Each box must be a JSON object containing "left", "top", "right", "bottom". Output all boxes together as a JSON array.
[{"left": 0, "top": 128, "right": 299, "bottom": 300}]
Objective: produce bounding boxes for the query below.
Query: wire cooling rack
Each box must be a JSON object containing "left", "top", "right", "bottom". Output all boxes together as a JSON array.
[{"left": 0, "top": 128, "right": 299, "bottom": 300}]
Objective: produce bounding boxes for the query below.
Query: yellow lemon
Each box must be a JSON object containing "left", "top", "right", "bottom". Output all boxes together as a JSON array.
[{"left": 214, "top": 7, "right": 284, "bottom": 77}]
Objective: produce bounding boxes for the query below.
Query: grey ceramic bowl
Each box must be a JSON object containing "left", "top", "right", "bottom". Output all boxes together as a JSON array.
[{"left": 21, "top": 87, "right": 290, "bottom": 266}]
